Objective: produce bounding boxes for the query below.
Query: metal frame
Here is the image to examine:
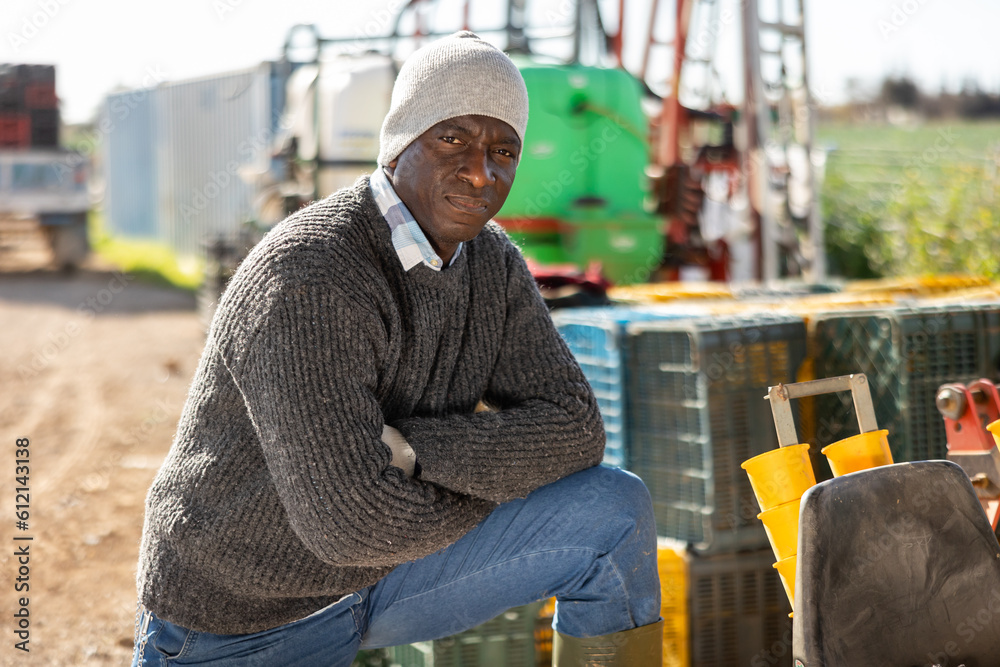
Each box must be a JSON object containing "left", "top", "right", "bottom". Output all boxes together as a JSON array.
[
  {"left": 280, "top": 0, "right": 608, "bottom": 65},
  {"left": 766, "top": 374, "right": 878, "bottom": 448},
  {"left": 742, "top": 0, "right": 824, "bottom": 280}
]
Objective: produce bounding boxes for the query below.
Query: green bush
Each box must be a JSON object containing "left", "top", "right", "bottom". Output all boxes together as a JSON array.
[{"left": 819, "top": 122, "right": 1000, "bottom": 279}]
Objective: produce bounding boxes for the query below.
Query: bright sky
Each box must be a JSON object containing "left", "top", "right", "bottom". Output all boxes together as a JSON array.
[{"left": 2, "top": 0, "right": 997, "bottom": 124}]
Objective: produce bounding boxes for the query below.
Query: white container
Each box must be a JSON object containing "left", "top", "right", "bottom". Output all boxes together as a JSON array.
[{"left": 316, "top": 53, "right": 395, "bottom": 163}]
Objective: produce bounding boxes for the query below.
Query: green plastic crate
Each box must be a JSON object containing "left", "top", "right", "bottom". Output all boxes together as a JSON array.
[
  {"left": 810, "top": 303, "right": 1000, "bottom": 465},
  {"left": 387, "top": 602, "right": 542, "bottom": 667},
  {"left": 386, "top": 642, "right": 432, "bottom": 667},
  {"left": 687, "top": 548, "right": 792, "bottom": 667},
  {"left": 626, "top": 314, "right": 807, "bottom": 552}
]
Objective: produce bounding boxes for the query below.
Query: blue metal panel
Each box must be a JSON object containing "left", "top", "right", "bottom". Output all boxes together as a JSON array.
[
  {"left": 155, "top": 64, "right": 274, "bottom": 256},
  {"left": 102, "top": 87, "right": 159, "bottom": 239},
  {"left": 102, "top": 63, "right": 285, "bottom": 257}
]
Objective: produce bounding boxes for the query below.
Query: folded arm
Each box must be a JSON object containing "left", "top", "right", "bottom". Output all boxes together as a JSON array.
[
  {"left": 225, "top": 285, "right": 493, "bottom": 568},
  {"left": 393, "top": 244, "right": 606, "bottom": 503}
]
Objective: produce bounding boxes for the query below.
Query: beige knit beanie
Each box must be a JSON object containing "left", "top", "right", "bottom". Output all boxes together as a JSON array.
[{"left": 377, "top": 31, "right": 529, "bottom": 167}]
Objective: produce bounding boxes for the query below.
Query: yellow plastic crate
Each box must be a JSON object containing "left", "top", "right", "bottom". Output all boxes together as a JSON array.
[
  {"left": 917, "top": 283, "right": 1000, "bottom": 305},
  {"left": 657, "top": 543, "right": 793, "bottom": 667},
  {"left": 844, "top": 274, "right": 990, "bottom": 296},
  {"left": 658, "top": 545, "right": 690, "bottom": 667},
  {"left": 534, "top": 597, "right": 556, "bottom": 665},
  {"left": 609, "top": 281, "right": 733, "bottom": 305},
  {"left": 774, "top": 293, "right": 897, "bottom": 322}
]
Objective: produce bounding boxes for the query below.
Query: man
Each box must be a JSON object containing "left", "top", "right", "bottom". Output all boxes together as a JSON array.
[{"left": 133, "top": 31, "right": 662, "bottom": 666}]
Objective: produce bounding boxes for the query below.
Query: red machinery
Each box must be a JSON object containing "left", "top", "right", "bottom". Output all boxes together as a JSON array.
[
  {"left": 937, "top": 379, "right": 1000, "bottom": 531},
  {"left": 639, "top": 0, "right": 824, "bottom": 282}
]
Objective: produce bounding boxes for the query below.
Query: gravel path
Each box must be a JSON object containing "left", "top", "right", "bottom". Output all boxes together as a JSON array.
[{"left": 0, "top": 264, "right": 203, "bottom": 665}]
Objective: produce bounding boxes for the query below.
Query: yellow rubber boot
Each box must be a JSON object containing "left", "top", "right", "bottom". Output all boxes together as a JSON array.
[{"left": 552, "top": 619, "right": 663, "bottom": 666}]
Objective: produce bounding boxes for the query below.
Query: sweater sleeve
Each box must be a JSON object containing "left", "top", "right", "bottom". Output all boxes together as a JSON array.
[
  {"left": 224, "top": 280, "right": 494, "bottom": 568},
  {"left": 393, "top": 242, "right": 606, "bottom": 503}
]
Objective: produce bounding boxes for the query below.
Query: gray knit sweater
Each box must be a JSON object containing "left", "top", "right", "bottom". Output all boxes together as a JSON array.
[{"left": 137, "top": 176, "right": 605, "bottom": 635}]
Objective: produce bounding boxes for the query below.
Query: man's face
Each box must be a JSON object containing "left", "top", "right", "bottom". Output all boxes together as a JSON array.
[{"left": 387, "top": 114, "right": 520, "bottom": 264}]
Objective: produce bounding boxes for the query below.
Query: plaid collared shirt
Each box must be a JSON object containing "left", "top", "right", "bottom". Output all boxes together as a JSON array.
[{"left": 370, "top": 167, "right": 462, "bottom": 272}]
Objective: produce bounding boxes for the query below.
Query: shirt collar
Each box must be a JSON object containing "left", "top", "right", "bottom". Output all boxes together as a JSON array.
[{"left": 370, "top": 167, "right": 462, "bottom": 272}]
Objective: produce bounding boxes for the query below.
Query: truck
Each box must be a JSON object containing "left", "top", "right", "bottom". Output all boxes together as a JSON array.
[{"left": 0, "top": 63, "right": 90, "bottom": 270}]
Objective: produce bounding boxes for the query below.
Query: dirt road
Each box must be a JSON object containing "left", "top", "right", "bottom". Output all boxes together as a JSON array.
[{"left": 0, "top": 263, "right": 204, "bottom": 665}]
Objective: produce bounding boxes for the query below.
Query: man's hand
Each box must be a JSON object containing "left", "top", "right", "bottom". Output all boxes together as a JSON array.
[{"left": 382, "top": 425, "right": 417, "bottom": 477}]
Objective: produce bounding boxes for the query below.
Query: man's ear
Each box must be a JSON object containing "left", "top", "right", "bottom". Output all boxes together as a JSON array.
[{"left": 385, "top": 160, "right": 397, "bottom": 176}]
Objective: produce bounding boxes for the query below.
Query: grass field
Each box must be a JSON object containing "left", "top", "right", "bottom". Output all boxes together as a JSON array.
[
  {"left": 818, "top": 120, "right": 1000, "bottom": 155},
  {"left": 816, "top": 120, "right": 1000, "bottom": 279}
]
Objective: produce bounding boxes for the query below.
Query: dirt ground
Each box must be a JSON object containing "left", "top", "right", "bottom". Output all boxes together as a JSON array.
[{"left": 0, "top": 243, "right": 205, "bottom": 665}]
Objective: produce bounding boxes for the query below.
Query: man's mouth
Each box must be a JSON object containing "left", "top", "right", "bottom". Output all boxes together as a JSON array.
[{"left": 445, "top": 195, "right": 489, "bottom": 214}]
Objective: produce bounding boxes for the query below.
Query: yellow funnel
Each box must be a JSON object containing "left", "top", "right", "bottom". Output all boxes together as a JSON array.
[
  {"left": 741, "top": 444, "right": 816, "bottom": 511},
  {"left": 773, "top": 555, "right": 796, "bottom": 609},
  {"left": 758, "top": 498, "right": 802, "bottom": 562},
  {"left": 821, "top": 430, "right": 893, "bottom": 477}
]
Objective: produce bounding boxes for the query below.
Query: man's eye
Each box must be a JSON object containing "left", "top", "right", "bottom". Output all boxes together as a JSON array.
[
  {"left": 441, "top": 136, "right": 459, "bottom": 143},
  {"left": 496, "top": 149, "right": 516, "bottom": 159}
]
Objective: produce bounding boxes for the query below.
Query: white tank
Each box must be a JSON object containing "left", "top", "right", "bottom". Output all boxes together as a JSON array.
[
  {"left": 317, "top": 53, "right": 395, "bottom": 163},
  {"left": 284, "top": 64, "right": 320, "bottom": 161}
]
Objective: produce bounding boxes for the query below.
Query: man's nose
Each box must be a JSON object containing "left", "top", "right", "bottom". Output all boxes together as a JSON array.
[{"left": 457, "top": 148, "right": 495, "bottom": 188}]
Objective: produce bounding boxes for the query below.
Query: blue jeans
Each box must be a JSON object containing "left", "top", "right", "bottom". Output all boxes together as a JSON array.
[{"left": 132, "top": 466, "right": 660, "bottom": 666}]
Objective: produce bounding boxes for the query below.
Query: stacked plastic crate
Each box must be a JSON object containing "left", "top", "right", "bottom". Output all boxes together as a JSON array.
[
  {"left": 554, "top": 304, "right": 804, "bottom": 665},
  {"left": 552, "top": 306, "right": 699, "bottom": 468},
  {"left": 625, "top": 313, "right": 805, "bottom": 667},
  {"left": 0, "top": 64, "right": 58, "bottom": 149},
  {"left": 809, "top": 302, "right": 1000, "bottom": 465},
  {"left": 658, "top": 545, "right": 792, "bottom": 667},
  {"left": 625, "top": 314, "right": 807, "bottom": 551}
]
